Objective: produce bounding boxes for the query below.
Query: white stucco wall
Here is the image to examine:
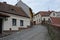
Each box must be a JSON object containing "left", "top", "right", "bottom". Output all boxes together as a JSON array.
[
  {"left": 50, "top": 12, "right": 60, "bottom": 17},
  {"left": 33, "top": 14, "right": 41, "bottom": 24},
  {"left": 41, "top": 17, "right": 50, "bottom": 21},
  {"left": 3, "top": 13, "right": 30, "bottom": 31},
  {"left": 16, "top": 0, "right": 31, "bottom": 17},
  {"left": 50, "top": 12, "right": 57, "bottom": 17},
  {"left": 33, "top": 14, "right": 50, "bottom": 24}
]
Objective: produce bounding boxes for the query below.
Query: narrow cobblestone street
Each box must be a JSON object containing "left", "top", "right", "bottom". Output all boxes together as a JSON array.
[{"left": 0, "top": 25, "right": 51, "bottom": 40}]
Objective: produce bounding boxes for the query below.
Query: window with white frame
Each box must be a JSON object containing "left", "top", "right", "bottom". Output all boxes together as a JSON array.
[{"left": 12, "top": 19, "right": 16, "bottom": 26}]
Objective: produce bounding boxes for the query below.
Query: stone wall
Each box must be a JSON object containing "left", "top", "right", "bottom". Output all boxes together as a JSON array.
[{"left": 46, "top": 24, "right": 60, "bottom": 40}]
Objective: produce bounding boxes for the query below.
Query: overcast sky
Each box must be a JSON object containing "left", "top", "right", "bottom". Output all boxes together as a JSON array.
[{"left": 0, "top": 0, "right": 60, "bottom": 13}]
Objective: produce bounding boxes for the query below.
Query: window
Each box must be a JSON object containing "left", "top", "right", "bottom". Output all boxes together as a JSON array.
[
  {"left": 33, "top": 16, "right": 35, "bottom": 19},
  {"left": 37, "top": 20, "right": 38, "bottom": 23},
  {"left": 39, "top": 19, "right": 40, "bottom": 22},
  {"left": 12, "top": 19, "right": 16, "bottom": 26},
  {"left": 43, "top": 18, "right": 45, "bottom": 21},
  {"left": 53, "top": 13, "right": 55, "bottom": 16},
  {"left": 38, "top": 14, "right": 39, "bottom": 17},
  {"left": 20, "top": 20, "right": 24, "bottom": 26}
]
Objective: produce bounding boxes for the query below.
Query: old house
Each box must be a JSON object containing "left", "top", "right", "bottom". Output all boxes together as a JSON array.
[
  {"left": 33, "top": 11, "right": 51, "bottom": 24},
  {"left": 39, "top": 11, "right": 51, "bottom": 22},
  {"left": 16, "top": 0, "right": 33, "bottom": 25},
  {"left": 33, "top": 13, "right": 41, "bottom": 25},
  {"left": 50, "top": 11, "right": 60, "bottom": 17},
  {"left": 0, "top": 2, "right": 30, "bottom": 34}
]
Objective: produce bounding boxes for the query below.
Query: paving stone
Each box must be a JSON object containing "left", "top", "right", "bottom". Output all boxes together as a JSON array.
[{"left": 0, "top": 25, "right": 51, "bottom": 40}]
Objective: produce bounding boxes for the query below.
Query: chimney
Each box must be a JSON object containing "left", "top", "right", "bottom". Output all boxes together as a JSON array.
[
  {"left": 48, "top": 10, "right": 50, "bottom": 12},
  {"left": 17, "top": 0, "right": 21, "bottom": 1}
]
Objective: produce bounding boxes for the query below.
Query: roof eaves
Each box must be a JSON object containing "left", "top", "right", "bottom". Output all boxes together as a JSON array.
[{"left": 0, "top": 11, "right": 30, "bottom": 18}]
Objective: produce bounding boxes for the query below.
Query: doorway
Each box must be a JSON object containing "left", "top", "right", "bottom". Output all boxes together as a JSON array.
[
  {"left": 33, "top": 21, "right": 36, "bottom": 25},
  {"left": 0, "top": 18, "right": 3, "bottom": 34}
]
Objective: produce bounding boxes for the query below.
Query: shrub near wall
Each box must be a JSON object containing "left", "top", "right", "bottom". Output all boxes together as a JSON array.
[{"left": 46, "top": 24, "right": 60, "bottom": 40}]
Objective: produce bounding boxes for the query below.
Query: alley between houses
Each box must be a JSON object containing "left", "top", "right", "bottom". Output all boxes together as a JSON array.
[{"left": 0, "top": 25, "right": 51, "bottom": 40}]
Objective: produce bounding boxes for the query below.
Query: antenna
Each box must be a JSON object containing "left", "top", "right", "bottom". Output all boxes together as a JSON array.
[{"left": 17, "top": 0, "right": 21, "bottom": 1}]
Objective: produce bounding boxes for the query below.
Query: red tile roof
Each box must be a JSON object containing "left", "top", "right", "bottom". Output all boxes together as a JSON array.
[
  {"left": 50, "top": 17, "right": 60, "bottom": 27},
  {"left": 37, "top": 11, "right": 51, "bottom": 17},
  {"left": 0, "top": 2, "right": 29, "bottom": 18}
]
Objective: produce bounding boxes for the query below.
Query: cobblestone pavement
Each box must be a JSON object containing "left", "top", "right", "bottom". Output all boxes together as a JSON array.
[{"left": 0, "top": 25, "right": 51, "bottom": 40}]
